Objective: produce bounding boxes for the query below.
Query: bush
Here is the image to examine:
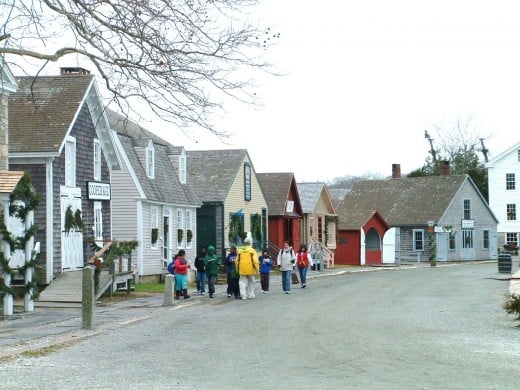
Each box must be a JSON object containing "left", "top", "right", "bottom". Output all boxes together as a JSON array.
[{"left": 503, "top": 294, "right": 520, "bottom": 324}]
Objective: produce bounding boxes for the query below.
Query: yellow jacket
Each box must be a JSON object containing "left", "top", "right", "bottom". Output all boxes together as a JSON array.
[{"left": 236, "top": 245, "right": 259, "bottom": 276}]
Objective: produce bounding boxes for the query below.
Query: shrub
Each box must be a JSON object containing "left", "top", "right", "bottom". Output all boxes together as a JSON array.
[{"left": 503, "top": 294, "right": 520, "bottom": 324}]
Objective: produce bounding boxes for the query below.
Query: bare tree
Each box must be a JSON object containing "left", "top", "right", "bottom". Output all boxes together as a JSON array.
[{"left": 1, "top": 0, "right": 279, "bottom": 138}]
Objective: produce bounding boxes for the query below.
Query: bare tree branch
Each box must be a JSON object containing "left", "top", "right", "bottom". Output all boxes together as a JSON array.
[{"left": 1, "top": 0, "right": 280, "bottom": 139}]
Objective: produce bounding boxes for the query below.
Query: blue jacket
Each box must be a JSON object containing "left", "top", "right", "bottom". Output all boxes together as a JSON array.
[{"left": 259, "top": 255, "right": 273, "bottom": 273}]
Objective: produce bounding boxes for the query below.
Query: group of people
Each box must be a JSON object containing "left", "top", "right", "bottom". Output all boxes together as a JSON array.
[{"left": 169, "top": 239, "right": 314, "bottom": 300}]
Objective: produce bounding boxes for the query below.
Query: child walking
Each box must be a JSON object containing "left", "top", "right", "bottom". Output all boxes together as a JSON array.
[{"left": 259, "top": 249, "right": 273, "bottom": 293}]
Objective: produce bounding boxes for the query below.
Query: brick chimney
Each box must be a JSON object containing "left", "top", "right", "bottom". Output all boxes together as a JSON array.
[
  {"left": 440, "top": 160, "right": 450, "bottom": 176},
  {"left": 392, "top": 163, "right": 401, "bottom": 179},
  {"left": 60, "top": 67, "right": 90, "bottom": 76}
]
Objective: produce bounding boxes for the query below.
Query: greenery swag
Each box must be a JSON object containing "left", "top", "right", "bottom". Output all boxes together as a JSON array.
[
  {"left": 186, "top": 229, "right": 192, "bottom": 243},
  {"left": 0, "top": 174, "right": 41, "bottom": 301},
  {"left": 177, "top": 229, "right": 184, "bottom": 243}
]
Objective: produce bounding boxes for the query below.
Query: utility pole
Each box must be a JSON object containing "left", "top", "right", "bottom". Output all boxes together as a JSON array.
[{"left": 424, "top": 130, "right": 438, "bottom": 162}]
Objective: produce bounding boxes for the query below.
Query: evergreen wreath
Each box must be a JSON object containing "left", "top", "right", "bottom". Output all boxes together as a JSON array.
[{"left": 0, "top": 173, "right": 41, "bottom": 301}]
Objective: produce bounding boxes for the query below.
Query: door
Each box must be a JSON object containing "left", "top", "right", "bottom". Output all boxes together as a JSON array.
[
  {"left": 461, "top": 229, "right": 475, "bottom": 260},
  {"left": 9, "top": 200, "right": 26, "bottom": 269},
  {"left": 60, "top": 187, "right": 83, "bottom": 270},
  {"left": 382, "top": 228, "right": 396, "bottom": 264},
  {"left": 163, "top": 213, "right": 170, "bottom": 267},
  {"left": 197, "top": 213, "right": 216, "bottom": 254},
  {"left": 436, "top": 232, "right": 448, "bottom": 261}
]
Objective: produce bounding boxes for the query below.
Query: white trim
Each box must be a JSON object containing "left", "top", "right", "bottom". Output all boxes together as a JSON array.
[
  {"left": 46, "top": 158, "right": 54, "bottom": 283},
  {"left": 137, "top": 201, "right": 144, "bottom": 277},
  {"left": 93, "top": 139, "right": 101, "bottom": 181},
  {"left": 112, "top": 130, "right": 146, "bottom": 198}
]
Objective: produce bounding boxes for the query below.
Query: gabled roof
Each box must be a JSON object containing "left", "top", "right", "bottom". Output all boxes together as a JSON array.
[
  {"left": 9, "top": 75, "right": 94, "bottom": 154},
  {"left": 257, "top": 172, "right": 301, "bottom": 216},
  {"left": 0, "top": 171, "right": 24, "bottom": 194},
  {"left": 486, "top": 141, "right": 520, "bottom": 167},
  {"left": 336, "top": 175, "right": 477, "bottom": 228},
  {"left": 297, "top": 182, "right": 337, "bottom": 215},
  {"left": 108, "top": 110, "right": 200, "bottom": 206},
  {"left": 186, "top": 149, "right": 248, "bottom": 203},
  {"left": 8, "top": 74, "right": 120, "bottom": 169}
]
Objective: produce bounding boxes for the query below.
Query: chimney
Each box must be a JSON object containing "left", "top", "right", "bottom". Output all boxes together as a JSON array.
[
  {"left": 440, "top": 160, "right": 450, "bottom": 176},
  {"left": 60, "top": 67, "right": 90, "bottom": 76},
  {"left": 392, "top": 163, "right": 401, "bottom": 179}
]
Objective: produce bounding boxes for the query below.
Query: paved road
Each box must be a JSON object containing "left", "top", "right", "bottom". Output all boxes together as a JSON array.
[{"left": 0, "top": 262, "right": 518, "bottom": 389}]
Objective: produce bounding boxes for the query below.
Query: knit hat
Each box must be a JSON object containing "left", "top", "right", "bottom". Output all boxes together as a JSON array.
[{"left": 244, "top": 237, "right": 252, "bottom": 246}]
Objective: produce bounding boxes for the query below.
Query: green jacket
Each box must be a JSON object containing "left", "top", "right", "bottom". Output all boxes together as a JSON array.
[{"left": 204, "top": 245, "right": 220, "bottom": 276}]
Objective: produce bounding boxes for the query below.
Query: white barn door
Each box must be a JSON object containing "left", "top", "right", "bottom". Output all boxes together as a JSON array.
[{"left": 60, "top": 187, "right": 83, "bottom": 271}]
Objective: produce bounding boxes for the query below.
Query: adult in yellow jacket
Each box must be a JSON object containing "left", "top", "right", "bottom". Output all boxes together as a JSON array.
[{"left": 236, "top": 236, "right": 259, "bottom": 300}]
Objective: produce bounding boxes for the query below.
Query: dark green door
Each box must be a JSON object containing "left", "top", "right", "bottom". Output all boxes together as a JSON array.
[{"left": 197, "top": 213, "right": 216, "bottom": 254}]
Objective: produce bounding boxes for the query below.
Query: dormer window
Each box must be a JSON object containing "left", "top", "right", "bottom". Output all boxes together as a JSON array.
[
  {"left": 179, "top": 153, "right": 186, "bottom": 184},
  {"left": 146, "top": 141, "right": 154, "bottom": 179}
]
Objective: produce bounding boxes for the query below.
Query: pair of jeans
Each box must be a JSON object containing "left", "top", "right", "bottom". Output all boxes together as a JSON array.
[
  {"left": 281, "top": 270, "right": 292, "bottom": 292},
  {"left": 298, "top": 267, "right": 308, "bottom": 286},
  {"left": 208, "top": 274, "right": 217, "bottom": 295},
  {"left": 260, "top": 272, "right": 270, "bottom": 291},
  {"left": 196, "top": 271, "right": 207, "bottom": 293}
]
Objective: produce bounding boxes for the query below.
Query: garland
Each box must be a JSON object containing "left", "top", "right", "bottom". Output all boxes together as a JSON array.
[
  {"left": 89, "top": 239, "right": 139, "bottom": 293},
  {"left": 0, "top": 173, "right": 41, "bottom": 301},
  {"left": 186, "top": 229, "right": 193, "bottom": 243},
  {"left": 64, "top": 206, "right": 84, "bottom": 233},
  {"left": 177, "top": 229, "right": 183, "bottom": 243}
]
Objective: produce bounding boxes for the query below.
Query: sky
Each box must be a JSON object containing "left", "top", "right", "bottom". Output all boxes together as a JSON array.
[
  {"left": 151, "top": 0, "right": 520, "bottom": 182},
  {"left": 8, "top": 1, "right": 520, "bottom": 182}
]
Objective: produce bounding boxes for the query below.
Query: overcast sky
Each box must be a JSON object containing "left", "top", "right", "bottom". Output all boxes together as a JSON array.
[
  {"left": 153, "top": 0, "right": 520, "bottom": 182},
  {"left": 10, "top": 1, "right": 520, "bottom": 182}
]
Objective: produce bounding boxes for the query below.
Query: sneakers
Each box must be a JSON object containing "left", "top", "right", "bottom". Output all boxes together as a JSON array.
[
  {"left": 241, "top": 297, "right": 247, "bottom": 300},
  {"left": 285, "top": 291, "right": 290, "bottom": 294},
  {"left": 227, "top": 294, "right": 232, "bottom": 298},
  {"left": 302, "top": 284, "right": 306, "bottom": 289},
  {"left": 200, "top": 291, "right": 205, "bottom": 296},
  {"left": 209, "top": 294, "right": 214, "bottom": 298}
]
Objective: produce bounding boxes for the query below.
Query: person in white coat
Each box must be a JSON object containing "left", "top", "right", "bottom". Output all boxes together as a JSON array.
[{"left": 277, "top": 241, "right": 296, "bottom": 294}]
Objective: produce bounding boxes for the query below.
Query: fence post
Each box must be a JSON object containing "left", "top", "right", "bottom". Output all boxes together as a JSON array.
[
  {"left": 163, "top": 274, "right": 174, "bottom": 306},
  {"left": 82, "top": 266, "right": 95, "bottom": 329}
]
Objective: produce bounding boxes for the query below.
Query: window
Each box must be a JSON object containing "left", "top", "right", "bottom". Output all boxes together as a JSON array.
[
  {"left": 518, "top": 149, "right": 520, "bottom": 162},
  {"left": 286, "top": 200, "right": 294, "bottom": 213},
  {"left": 483, "top": 230, "right": 489, "bottom": 250},
  {"left": 507, "top": 204, "right": 516, "bottom": 220},
  {"left": 94, "top": 202, "right": 103, "bottom": 247},
  {"left": 93, "top": 139, "right": 101, "bottom": 181},
  {"left": 506, "top": 233, "right": 518, "bottom": 248},
  {"left": 506, "top": 173, "right": 516, "bottom": 190},
  {"left": 150, "top": 206, "right": 159, "bottom": 249},
  {"left": 365, "top": 228, "right": 380, "bottom": 250},
  {"left": 65, "top": 137, "right": 76, "bottom": 187},
  {"left": 449, "top": 231, "right": 456, "bottom": 250},
  {"left": 462, "top": 230, "right": 473, "bottom": 249},
  {"left": 463, "top": 199, "right": 471, "bottom": 220},
  {"left": 186, "top": 209, "right": 192, "bottom": 249},
  {"left": 413, "top": 229, "right": 424, "bottom": 251},
  {"left": 250, "top": 213, "right": 262, "bottom": 249},
  {"left": 179, "top": 154, "right": 186, "bottom": 184},
  {"left": 228, "top": 213, "right": 244, "bottom": 246},
  {"left": 177, "top": 209, "right": 184, "bottom": 248},
  {"left": 146, "top": 142, "right": 154, "bottom": 179}
]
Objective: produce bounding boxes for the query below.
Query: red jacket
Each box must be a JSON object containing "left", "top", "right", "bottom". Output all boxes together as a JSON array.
[
  {"left": 174, "top": 257, "right": 190, "bottom": 275},
  {"left": 296, "top": 252, "right": 310, "bottom": 268}
]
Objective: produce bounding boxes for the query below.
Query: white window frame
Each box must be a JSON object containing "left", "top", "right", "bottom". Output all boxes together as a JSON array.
[
  {"left": 150, "top": 205, "right": 159, "bottom": 249},
  {"left": 93, "top": 139, "right": 101, "bottom": 181},
  {"left": 94, "top": 201, "right": 103, "bottom": 247},
  {"left": 186, "top": 209, "right": 192, "bottom": 249},
  {"left": 176, "top": 208, "right": 184, "bottom": 248},
  {"left": 506, "top": 173, "right": 516, "bottom": 190},
  {"left": 463, "top": 199, "right": 471, "bottom": 220},
  {"left": 413, "top": 229, "right": 424, "bottom": 251},
  {"left": 146, "top": 141, "right": 155, "bottom": 179},
  {"left": 65, "top": 137, "right": 76, "bottom": 187},
  {"left": 179, "top": 153, "right": 186, "bottom": 184}
]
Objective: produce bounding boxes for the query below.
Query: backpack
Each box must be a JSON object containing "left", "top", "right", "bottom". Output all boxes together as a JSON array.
[{"left": 167, "top": 260, "right": 175, "bottom": 274}]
